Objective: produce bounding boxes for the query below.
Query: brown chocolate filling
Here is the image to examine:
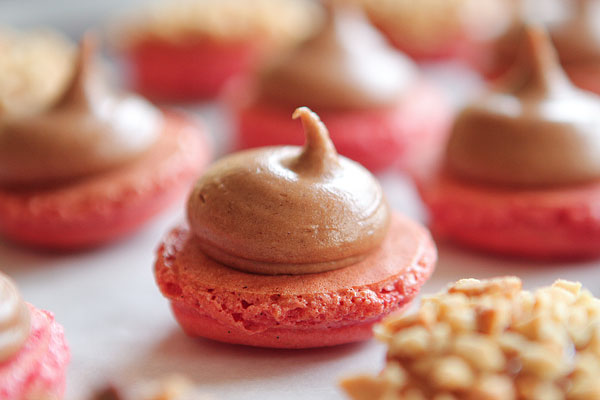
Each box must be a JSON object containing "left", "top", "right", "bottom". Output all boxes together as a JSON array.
[
  {"left": 0, "top": 34, "right": 161, "bottom": 188},
  {"left": 187, "top": 107, "right": 390, "bottom": 275},
  {"left": 550, "top": 0, "right": 600, "bottom": 67},
  {"left": 447, "top": 26, "right": 600, "bottom": 187},
  {"left": 256, "top": 4, "right": 417, "bottom": 111}
]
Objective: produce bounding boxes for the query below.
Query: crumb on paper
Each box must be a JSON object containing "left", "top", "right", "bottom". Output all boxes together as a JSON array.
[{"left": 92, "top": 375, "right": 213, "bottom": 400}]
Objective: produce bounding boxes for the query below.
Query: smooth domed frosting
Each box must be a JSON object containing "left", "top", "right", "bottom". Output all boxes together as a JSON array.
[
  {"left": 0, "top": 34, "right": 162, "bottom": 187},
  {"left": 550, "top": 0, "right": 600, "bottom": 66},
  {"left": 446, "top": 26, "right": 600, "bottom": 187},
  {"left": 256, "top": 4, "right": 417, "bottom": 110},
  {"left": 187, "top": 107, "right": 390, "bottom": 275},
  {"left": 0, "top": 273, "right": 30, "bottom": 363}
]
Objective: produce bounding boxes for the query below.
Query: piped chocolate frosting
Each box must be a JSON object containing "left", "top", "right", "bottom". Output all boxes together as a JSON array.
[
  {"left": 446, "top": 26, "right": 600, "bottom": 187},
  {"left": 256, "top": 4, "right": 417, "bottom": 110},
  {"left": 0, "top": 34, "right": 162, "bottom": 187},
  {"left": 0, "top": 273, "right": 30, "bottom": 363},
  {"left": 187, "top": 107, "right": 390, "bottom": 275},
  {"left": 550, "top": 0, "right": 600, "bottom": 66}
]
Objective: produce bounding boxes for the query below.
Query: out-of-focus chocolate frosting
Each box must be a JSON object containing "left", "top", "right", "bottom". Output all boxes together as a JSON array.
[
  {"left": 550, "top": 0, "right": 600, "bottom": 66},
  {"left": 0, "top": 34, "right": 162, "bottom": 187},
  {"left": 0, "top": 272, "right": 30, "bottom": 363},
  {"left": 447, "top": 26, "right": 600, "bottom": 187},
  {"left": 256, "top": 4, "right": 417, "bottom": 110},
  {"left": 187, "top": 107, "right": 390, "bottom": 275}
]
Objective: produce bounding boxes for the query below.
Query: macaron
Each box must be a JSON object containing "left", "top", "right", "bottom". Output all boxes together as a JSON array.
[
  {"left": 227, "top": 4, "right": 450, "bottom": 173},
  {"left": 112, "top": 0, "right": 321, "bottom": 101},
  {"left": 342, "top": 277, "right": 600, "bottom": 400},
  {"left": 154, "top": 107, "right": 436, "bottom": 348},
  {"left": 0, "top": 273, "right": 70, "bottom": 400},
  {"left": 0, "top": 35, "right": 211, "bottom": 250},
  {"left": 416, "top": 26, "right": 600, "bottom": 259}
]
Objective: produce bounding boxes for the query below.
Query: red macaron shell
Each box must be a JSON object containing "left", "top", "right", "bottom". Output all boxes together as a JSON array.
[
  {"left": 170, "top": 301, "right": 408, "bottom": 349},
  {"left": 154, "top": 213, "right": 437, "bottom": 349},
  {"left": 0, "top": 112, "right": 211, "bottom": 250},
  {"left": 417, "top": 169, "right": 600, "bottom": 259},
  {"left": 126, "top": 39, "right": 260, "bottom": 101},
  {"left": 0, "top": 305, "right": 70, "bottom": 400},
  {"left": 460, "top": 41, "right": 509, "bottom": 81},
  {"left": 564, "top": 65, "right": 600, "bottom": 95},
  {"left": 231, "top": 81, "right": 450, "bottom": 173}
]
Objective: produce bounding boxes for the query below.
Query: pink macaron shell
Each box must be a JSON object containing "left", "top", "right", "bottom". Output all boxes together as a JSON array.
[
  {"left": 0, "top": 304, "right": 70, "bottom": 400},
  {"left": 170, "top": 301, "right": 409, "bottom": 349},
  {"left": 154, "top": 213, "right": 437, "bottom": 349},
  {"left": 125, "top": 38, "right": 261, "bottom": 101},
  {"left": 0, "top": 111, "right": 211, "bottom": 250},
  {"left": 229, "top": 81, "right": 450, "bottom": 173},
  {"left": 417, "top": 168, "right": 600, "bottom": 259}
]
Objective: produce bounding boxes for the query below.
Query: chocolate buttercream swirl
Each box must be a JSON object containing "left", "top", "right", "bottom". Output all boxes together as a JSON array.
[
  {"left": 0, "top": 273, "right": 30, "bottom": 363},
  {"left": 187, "top": 107, "right": 390, "bottom": 275},
  {"left": 446, "top": 26, "right": 600, "bottom": 187},
  {"left": 550, "top": 0, "right": 600, "bottom": 66},
  {"left": 256, "top": 4, "right": 417, "bottom": 110},
  {"left": 0, "top": 34, "right": 162, "bottom": 187}
]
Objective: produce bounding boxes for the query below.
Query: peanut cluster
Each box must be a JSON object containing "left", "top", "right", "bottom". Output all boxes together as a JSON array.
[
  {"left": 342, "top": 277, "right": 600, "bottom": 400},
  {"left": 0, "top": 29, "right": 74, "bottom": 116}
]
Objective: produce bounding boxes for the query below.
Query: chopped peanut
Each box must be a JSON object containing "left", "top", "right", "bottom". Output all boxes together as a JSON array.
[{"left": 342, "top": 277, "right": 600, "bottom": 400}]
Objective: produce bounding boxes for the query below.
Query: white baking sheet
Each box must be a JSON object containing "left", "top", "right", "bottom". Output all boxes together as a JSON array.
[{"left": 4, "top": 166, "right": 600, "bottom": 400}]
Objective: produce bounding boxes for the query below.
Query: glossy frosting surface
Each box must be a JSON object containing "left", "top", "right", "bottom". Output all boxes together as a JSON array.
[
  {"left": 447, "top": 26, "right": 600, "bottom": 187},
  {"left": 187, "top": 107, "right": 390, "bottom": 275},
  {"left": 256, "top": 5, "right": 417, "bottom": 110},
  {"left": 0, "top": 272, "right": 30, "bottom": 363},
  {"left": 0, "top": 35, "right": 162, "bottom": 187}
]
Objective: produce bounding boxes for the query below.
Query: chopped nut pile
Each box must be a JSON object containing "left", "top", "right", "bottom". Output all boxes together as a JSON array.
[
  {"left": 0, "top": 28, "right": 74, "bottom": 116},
  {"left": 342, "top": 277, "right": 600, "bottom": 400},
  {"left": 114, "top": 0, "right": 322, "bottom": 48}
]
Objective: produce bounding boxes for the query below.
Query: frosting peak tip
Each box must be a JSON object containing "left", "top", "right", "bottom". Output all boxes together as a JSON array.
[
  {"left": 524, "top": 25, "right": 556, "bottom": 64},
  {"left": 79, "top": 31, "right": 98, "bottom": 62},
  {"left": 510, "top": 24, "right": 569, "bottom": 94},
  {"left": 292, "top": 107, "right": 338, "bottom": 174},
  {"left": 58, "top": 31, "right": 99, "bottom": 106},
  {"left": 291, "top": 106, "right": 313, "bottom": 120}
]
